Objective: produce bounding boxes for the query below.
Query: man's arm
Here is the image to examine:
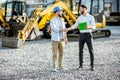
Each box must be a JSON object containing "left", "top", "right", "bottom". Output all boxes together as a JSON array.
[
  {"left": 66, "top": 17, "right": 79, "bottom": 31},
  {"left": 85, "top": 16, "right": 96, "bottom": 30},
  {"left": 64, "top": 32, "right": 68, "bottom": 44},
  {"left": 59, "top": 29, "right": 66, "bottom": 32}
]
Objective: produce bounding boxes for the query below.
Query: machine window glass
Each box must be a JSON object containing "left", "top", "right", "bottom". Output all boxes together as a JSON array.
[
  {"left": 6, "top": 3, "right": 12, "bottom": 17},
  {"left": 22, "top": 3, "right": 26, "bottom": 13},
  {"left": 92, "top": 0, "right": 104, "bottom": 22},
  {"left": 99, "top": 0, "right": 104, "bottom": 14},
  {"left": 92, "top": 0, "right": 98, "bottom": 15},
  {"left": 92, "top": 0, "right": 104, "bottom": 15},
  {"left": 14, "top": 2, "right": 22, "bottom": 15}
]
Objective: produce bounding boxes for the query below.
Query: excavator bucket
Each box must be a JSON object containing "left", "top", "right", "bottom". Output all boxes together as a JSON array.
[
  {"left": 2, "top": 27, "right": 41, "bottom": 48},
  {"left": 2, "top": 37, "right": 23, "bottom": 48},
  {"left": 2, "top": 23, "right": 24, "bottom": 48},
  {"left": 2, "top": 23, "right": 42, "bottom": 48}
]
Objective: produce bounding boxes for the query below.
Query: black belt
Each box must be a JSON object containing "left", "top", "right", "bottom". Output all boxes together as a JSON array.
[{"left": 80, "top": 33, "right": 91, "bottom": 34}]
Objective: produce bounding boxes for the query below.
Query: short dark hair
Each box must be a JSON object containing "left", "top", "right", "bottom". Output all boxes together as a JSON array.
[{"left": 80, "top": 5, "right": 87, "bottom": 9}]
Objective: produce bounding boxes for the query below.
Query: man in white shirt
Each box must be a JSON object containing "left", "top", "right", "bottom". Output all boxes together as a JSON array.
[
  {"left": 50, "top": 6, "right": 67, "bottom": 71},
  {"left": 67, "top": 5, "right": 96, "bottom": 71}
]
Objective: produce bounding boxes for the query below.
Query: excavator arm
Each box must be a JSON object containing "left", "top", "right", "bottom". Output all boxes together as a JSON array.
[
  {"left": 36, "top": 1, "right": 76, "bottom": 30},
  {"left": 18, "top": 7, "right": 41, "bottom": 41},
  {"left": 18, "top": 0, "right": 77, "bottom": 41},
  {"left": 0, "top": 8, "right": 9, "bottom": 29}
]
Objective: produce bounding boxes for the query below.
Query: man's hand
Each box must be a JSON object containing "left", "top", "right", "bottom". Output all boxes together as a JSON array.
[
  {"left": 85, "top": 26, "right": 93, "bottom": 30},
  {"left": 64, "top": 28, "right": 69, "bottom": 32},
  {"left": 64, "top": 39, "right": 68, "bottom": 44},
  {"left": 59, "top": 29, "right": 64, "bottom": 32},
  {"left": 59, "top": 28, "right": 68, "bottom": 32}
]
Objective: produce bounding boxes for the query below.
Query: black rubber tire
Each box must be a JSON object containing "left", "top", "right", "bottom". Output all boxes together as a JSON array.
[
  {"left": 105, "top": 30, "right": 111, "bottom": 37},
  {"left": 43, "top": 22, "right": 51, "bottom": 39}
]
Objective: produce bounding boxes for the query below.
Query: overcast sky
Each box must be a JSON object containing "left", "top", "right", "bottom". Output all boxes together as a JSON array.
[{"left": 0, "top": 0, "right": 6, "bottom": 3}]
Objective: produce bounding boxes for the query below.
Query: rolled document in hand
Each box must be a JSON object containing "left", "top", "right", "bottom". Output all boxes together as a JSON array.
[{"left": 78, "top": 22, "right": 87, "bottom": 30}]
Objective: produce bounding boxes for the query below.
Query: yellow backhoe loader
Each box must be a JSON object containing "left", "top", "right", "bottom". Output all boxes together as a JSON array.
[{"left": 1, "top": 1, "right": 41, "bottom": 48}]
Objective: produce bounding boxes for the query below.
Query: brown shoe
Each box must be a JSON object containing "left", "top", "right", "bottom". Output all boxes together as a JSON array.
[{"left": 58, "top": 66, "right": 63, "bottom": 70}]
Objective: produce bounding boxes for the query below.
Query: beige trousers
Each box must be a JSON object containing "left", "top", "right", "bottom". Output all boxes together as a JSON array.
[{"left": 52, "top": 41, "right": 64, "bottom": 69}]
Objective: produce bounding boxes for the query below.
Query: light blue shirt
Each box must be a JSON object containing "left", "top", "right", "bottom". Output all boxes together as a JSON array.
[
  {"left": 71, "top": 13, "right": 96, "bottom": 33},
  {"left": 50, "top": 17, "right": 65, "bottom": 41}
]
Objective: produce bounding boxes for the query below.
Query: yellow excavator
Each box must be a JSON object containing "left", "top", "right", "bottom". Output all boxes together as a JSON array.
[
  {"left": 35, "top": 0, "right": 111, "bottom": 39},
  {"left": 1, "top": 0, "right": 111, "bottom": 48}
]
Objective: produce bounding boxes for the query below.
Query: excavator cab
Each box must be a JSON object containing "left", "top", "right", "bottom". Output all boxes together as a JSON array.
[
  {"left": 4, "top": 1, "right": 27, "bottom": 37},
  {"left": 5, "top": 1, "right": 26, "bottom": 22}
]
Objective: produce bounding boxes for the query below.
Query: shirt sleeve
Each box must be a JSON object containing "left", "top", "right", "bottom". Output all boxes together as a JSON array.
[
  {"left": 90, "top": 16, "right": 96, "bottom": 29},
  {"left": 50, "top": 20, "right": 60, "bottom": 33},
  {"left": 71, "top": 17, "right": 79, "bottom": 30}
]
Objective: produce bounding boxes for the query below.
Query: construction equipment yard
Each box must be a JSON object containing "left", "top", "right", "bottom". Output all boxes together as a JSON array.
[{"left": 0, "top": 26, "right": 120, "bottom": 80}]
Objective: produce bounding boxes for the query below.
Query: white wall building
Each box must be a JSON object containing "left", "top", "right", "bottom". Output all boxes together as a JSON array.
[
  {"left": 104, "top": 0, "right": 120, "bottom": 16},
  {"left": 105, "top": 0, "right": 120, "bottom": 12}
]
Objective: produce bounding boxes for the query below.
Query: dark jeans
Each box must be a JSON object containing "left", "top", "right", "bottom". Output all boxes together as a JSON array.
[{"left": 79, "top": 33, "right": 94, "bottom": 68}]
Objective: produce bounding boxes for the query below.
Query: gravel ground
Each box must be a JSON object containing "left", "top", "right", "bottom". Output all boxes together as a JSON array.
[{"left": 0, "top": 26, "right": 120, "bottom": 80}]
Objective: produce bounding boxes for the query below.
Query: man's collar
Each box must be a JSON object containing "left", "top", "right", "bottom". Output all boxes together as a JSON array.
[{"left": 81, "top": 13, "right": 89, "bottom": 16}]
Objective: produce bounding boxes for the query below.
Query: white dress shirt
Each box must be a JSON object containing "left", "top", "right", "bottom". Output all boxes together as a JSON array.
[
  {"left": 50, "top": 16, "right": 65, "bottom": 41},
  {"left": 71, "top": 13, "right": 96, "bottom": 33}
]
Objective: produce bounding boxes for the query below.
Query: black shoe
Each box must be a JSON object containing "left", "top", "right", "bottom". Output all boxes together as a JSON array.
[
  {"left": 76, "top": 66, "right": 83, "bottom": 70},
  {"left": 79, "top": 66, "right": 83, "bottom": 68},
  {"left": 90, "top": 67, "right": 94, "bottom": 71},
  {"left": 90, "top": 64, "right": 94, "bottom": 70}
]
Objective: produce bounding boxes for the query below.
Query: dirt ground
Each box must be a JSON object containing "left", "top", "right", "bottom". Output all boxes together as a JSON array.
[{"left": 0, "top": 26, "right": 120, "bottom": 80}]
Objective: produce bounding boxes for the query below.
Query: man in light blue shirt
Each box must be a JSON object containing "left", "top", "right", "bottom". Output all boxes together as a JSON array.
[
  {"left": 50, "top": 6, "right": 67, "bottom": 71},
  {"left": 67, "top": 5, "right": 96, "bottom": 71}
]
